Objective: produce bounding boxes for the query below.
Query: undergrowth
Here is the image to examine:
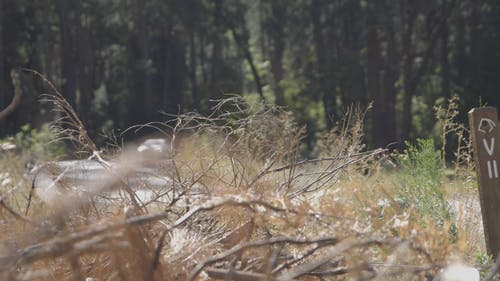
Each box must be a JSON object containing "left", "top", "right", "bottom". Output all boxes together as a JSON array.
[
  {"left": 394, "top": 138, "right": 449, "bottom": 220},
  {"left": 0, "top": 90, "right": 492, "bottom": 280}
]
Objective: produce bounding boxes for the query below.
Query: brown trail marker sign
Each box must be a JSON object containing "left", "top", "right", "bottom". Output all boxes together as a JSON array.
[{"left": 469, "top": 107, "right": 500, "bottom": 257}]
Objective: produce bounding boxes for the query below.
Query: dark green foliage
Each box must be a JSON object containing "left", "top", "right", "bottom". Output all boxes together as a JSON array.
[{"left": 0, "top": 0, "right": 498, "bottom": 152}]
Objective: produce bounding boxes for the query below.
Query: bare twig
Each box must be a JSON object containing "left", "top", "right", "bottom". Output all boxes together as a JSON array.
[{"left": 264, "top": 149, "right": 387, "bottom": 175}]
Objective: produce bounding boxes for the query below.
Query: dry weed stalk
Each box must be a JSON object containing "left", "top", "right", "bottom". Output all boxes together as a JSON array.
[
  {"left": 26, "top": 69, "right": 100, "bottom": 157},
  {"left": 434, "top": 95, "right": 474, "bottom": 175}
]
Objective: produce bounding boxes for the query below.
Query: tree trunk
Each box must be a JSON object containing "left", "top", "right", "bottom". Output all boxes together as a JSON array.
[
  {"left": 342, "top": 1, "right": 366, "bottom": 108},
  {"left": 41, "top": 0, "right": 53, "bottom": 81},
  {"left": 209, "top": 0, "right": 223, "bottom": 100},
  {"left": 400, "top": 1, "right": 417, "bottom": 144},
  {"left": 199, "top": 34, "right": 208, "bottom": 93},
  {"left": 383, "top": 8, "right": 398, "bottom": 146},
  {"left": 161, "top": 28, "right": 186, "bottom": 116},
  {"left": 469, "top": 0, "right": 481, "bottom": 99},
  {"left": 135, "top": 0, "right": 154, "bottom": 122},
  {"left": 441, "top": 3, "right": 451, "bottom": 100},
  {"left": 267, "top": 0, "right": 286, "bottom": 106},
  {"left": 39, "top": 0, "right": 56, "bottom": 127},
  {"left": 366, "top": 10, "right": 384, "bottom": 148},
  {"left": 75, "top": 0, "right": 92, "bottom": 125},
  {"left": 230, "top": 25, "right": 265, "bottom": 102},
  {"left": 0, "top": 0, "right": 5, "bottom": 127},
  {"left": 189, "top": 31, "right": 199, "bottom": 111},
  {"left": 454, "top": 12, "right": 466, "bottom": 87},
  {"left": 400, "top": 0, "right": 455, "bottom": 143},
  {"left": 311, "top": 0, "right": 335, "bottom": 128},
  {"left": 0, "top": 70, "right": 22, "bottom": 122},
  {"left": 57, "top": 0, "right": 77, "bottom": 108}
]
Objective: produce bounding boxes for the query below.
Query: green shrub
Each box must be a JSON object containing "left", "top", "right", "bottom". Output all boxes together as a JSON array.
[
  {"left": 395, "top": 138, "right": 449, "bottom": 220},
  {"left": 13, "top": 123, "right": 67, "bottom": 159}
]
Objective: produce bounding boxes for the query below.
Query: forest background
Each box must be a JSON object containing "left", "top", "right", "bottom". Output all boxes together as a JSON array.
[{"left": 0, "top": 0, "right": 499, "bottom": 154}]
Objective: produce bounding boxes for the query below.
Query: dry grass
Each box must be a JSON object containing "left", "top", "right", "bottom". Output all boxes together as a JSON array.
[{"left": 0, "top": 95, "right": 491, "bottom": 281}]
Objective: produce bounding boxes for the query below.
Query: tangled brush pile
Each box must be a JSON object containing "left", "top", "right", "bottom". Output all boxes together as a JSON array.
[{"left": 0, "top": 95, "right": 485, "bottom": 280}]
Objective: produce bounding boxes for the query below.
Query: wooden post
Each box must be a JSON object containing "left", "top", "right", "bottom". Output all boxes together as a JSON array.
[{"left": 468, "top": 107, "right": 500, "bottom": 258}]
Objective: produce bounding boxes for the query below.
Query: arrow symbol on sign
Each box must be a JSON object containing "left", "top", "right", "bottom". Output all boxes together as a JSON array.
[{"left": 478, "top": 118, "right": 496, "bottom": 134}]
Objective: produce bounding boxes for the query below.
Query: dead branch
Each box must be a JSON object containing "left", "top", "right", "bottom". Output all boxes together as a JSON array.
[
  {"left": 189, "top": 235, "right": 433, "bottom": 281},
  {"left": 0, "top": 70, "right": 22, "bottom": 121},
  {"left": 188, "top": 236, "right": 340, "bottom": 281},
  {"left": 206, "top": 267, "right": 267, "bottom": 281},
  {"left": 271, "top": 244, "right": 324, "bottom": 274},
  {"left": 275, "top": 236, "right": 401, "bottom": 281},
  {"left": 1, "top": 196, "right": 317, "bottom": 269}
]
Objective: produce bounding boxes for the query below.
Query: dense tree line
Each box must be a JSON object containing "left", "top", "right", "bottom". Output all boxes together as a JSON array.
[{"left": 0, "top": 0, "right": 499, "bottom": 150}]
